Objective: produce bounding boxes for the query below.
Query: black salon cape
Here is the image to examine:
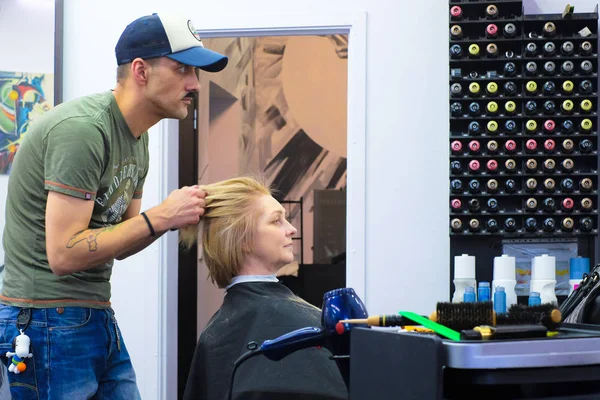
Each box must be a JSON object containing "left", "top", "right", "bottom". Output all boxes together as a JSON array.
[{"left": 182, "top": 281, "right": 348, "bottom": 400}]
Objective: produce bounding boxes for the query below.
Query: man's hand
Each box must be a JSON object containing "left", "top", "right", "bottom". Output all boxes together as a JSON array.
[{"left": 145, "top": 186, "right": 206, "bottom": 232}]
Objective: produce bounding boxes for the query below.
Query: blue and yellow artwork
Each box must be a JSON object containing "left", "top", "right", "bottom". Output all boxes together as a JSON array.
[{"left": 0, "top": 71, "right": 53, "bottom": 174}]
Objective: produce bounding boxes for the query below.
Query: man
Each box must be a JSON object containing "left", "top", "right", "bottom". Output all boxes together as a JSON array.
[{"left": 0, "top": 13, "right": 227, "bottom": 399}]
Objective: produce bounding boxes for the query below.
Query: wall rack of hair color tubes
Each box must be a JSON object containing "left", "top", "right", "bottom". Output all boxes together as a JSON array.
[{"left": 449, "top": 1, "right": 599, "bottom": 238}]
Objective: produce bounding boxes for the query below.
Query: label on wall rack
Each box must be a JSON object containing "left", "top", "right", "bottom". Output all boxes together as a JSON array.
[{"left": 503, "top": 241, "right": 577, "bottom": 296}]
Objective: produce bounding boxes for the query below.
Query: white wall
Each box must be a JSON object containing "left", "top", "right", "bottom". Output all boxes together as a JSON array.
[
  {"left": 0, "top": 0, "right": 55, "bottom": 264},
  {"left": 0, "top": 0, "right": 55, "bottom": 73},
  {"left": 61, "top": 0, "right": 600, "bottom": 398}
]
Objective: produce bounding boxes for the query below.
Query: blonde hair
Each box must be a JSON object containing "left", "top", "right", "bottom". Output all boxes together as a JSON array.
[{"left": 179, "top": 176, "right": 272, "bottom": 288}]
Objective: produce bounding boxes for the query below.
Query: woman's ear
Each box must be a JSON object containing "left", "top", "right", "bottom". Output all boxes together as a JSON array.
[{"left": 241, "top": 237, "right": 252, "bottom": 254}]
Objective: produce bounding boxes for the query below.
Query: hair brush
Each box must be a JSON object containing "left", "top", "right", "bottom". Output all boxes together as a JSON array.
[
  {"left": 431, "top": 301, "right": 562, "bottom": 332},
  {"left": 340, "top": 302, "right": 562, "bottom": 335},
  {"left": 497, "top": 303, "right": 562, "bottom": 331}
]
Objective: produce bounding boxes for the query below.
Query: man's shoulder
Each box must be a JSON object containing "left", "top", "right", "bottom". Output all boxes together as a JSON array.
[
  {"left": 41, "top": 91, "right": 114, "bottom": 129},
  {"left": 27, "top": 92, "right": 115, "bottom": 142},
  {"left": 59, "top": 91, "right": 112, "bottom": 115}
]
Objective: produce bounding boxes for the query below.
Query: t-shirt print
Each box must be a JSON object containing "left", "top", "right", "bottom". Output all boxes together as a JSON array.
[{"left": 94, "top": 158, "right": 144, "bottom": 224}]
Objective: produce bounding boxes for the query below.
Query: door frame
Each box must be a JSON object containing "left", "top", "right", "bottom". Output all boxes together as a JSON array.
[
  {"left": 161, "top": 11, "right": 368, "bottom": 398},
  {"left": 193, "top": 9, "right": 368, "bottom": 306}
]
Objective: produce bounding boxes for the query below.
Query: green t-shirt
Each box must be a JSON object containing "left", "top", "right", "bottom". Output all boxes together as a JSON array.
[{"left": 1, "top": 91, "right": 149, "bottom": 308}]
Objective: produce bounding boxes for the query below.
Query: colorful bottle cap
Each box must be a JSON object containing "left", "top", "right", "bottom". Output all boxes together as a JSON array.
[{"left": 570, "top": 257, "right": 590, "bottom": 280}]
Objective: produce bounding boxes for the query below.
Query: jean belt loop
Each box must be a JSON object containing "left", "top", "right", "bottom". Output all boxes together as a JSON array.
[{"left": 16, "top": 308, "right": 31, "bottom": 332}]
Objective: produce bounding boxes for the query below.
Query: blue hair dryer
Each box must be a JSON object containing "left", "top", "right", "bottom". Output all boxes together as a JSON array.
[
  {"left": 227, "top": 288, "right": 368, "bottom": 398},
  {"left": 260, "top": 288, "right": 367, "bottom": 354},
  {"left": 259, "top": 288, "right": 368, "bottom": 388}
]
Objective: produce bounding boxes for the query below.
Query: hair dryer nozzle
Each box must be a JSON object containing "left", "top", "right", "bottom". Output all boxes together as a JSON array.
[{"left": 259, "top": 327, "right": 326, "bottom": 361}]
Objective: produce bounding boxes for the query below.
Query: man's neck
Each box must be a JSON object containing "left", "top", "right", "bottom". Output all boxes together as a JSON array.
[{"left": 112, "top": 85, "right": 161, "bottom": 138}]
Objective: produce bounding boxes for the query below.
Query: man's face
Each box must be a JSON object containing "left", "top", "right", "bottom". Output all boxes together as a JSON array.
[{"left": 144, "top": 57, "right": 200, "bottom": 120}]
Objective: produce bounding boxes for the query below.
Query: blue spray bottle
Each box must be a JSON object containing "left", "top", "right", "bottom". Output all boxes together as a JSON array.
[
  {"left": 494, "top": 286, "right": 506, "bottom": 315},
  {"left": 478, "top": 282, "right": 491, "bottom": 302},
  {"left": 464, "top": 287, "right": 476, "bottom": 303}
]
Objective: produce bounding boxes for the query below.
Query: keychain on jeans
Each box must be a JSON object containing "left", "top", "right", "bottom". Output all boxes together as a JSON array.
[{"left": 5, "top": 309, "right": 33, "bottom": 374}]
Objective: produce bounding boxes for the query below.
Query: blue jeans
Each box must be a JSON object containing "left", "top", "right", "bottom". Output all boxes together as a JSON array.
[{"left": 0, "top": 305, "right": 141, "bottom": 399}]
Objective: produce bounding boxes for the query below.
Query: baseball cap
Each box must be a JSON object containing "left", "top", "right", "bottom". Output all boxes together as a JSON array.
[{"left": 115, "top": 13, "right": 228, "bottom": 72}]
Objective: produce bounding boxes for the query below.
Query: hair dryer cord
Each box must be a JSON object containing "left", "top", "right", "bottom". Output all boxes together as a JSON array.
[{"left": 227, "top": 342, "right": 264, "bottom": 400}]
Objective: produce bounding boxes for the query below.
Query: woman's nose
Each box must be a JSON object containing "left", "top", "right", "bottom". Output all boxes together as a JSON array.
[{"left": 287, "top": 224, "right": 298, "bottom": 236}]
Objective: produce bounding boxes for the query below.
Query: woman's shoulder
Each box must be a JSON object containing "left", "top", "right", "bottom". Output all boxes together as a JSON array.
[{"left": 201, "top": 283, "right": 322, "bottom": 339}]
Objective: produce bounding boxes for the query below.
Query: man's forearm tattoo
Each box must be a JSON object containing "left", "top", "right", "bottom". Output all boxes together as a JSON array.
[{"left": 66, "top": 225, "right": 115, "bottom": 252}]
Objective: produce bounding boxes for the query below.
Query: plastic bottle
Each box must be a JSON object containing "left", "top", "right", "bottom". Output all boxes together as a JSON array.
[
  {"left": 452, "top": 254, "right": 477, "bottom": 303},
  {"left": 569, "top": 257, "right": 590, "bottom": 295},
  {"left": 492, "top": 255, "right": 518, "bottom": 308},
  {"left": 478, "top": 282, "right": 491, "bottom": 302},
  {"left": 529, "top": 292, "right": 541, "bottom": 306},
  {"left": 464, "top": 287, "right": 476, "bottom": 303},
  {"left": 530, "top": 254, "right": 558, "bottom": 306},
  {"left": 494, "top": 286, "right": 506, "bottom": 315}
]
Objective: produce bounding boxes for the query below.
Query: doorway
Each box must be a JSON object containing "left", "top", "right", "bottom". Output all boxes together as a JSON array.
[
  {"left": 174, "top": 13, "right": 367, "bottom": 399},
  {"left": 196, "top": 32, "right": 349, "bottom": 315}
]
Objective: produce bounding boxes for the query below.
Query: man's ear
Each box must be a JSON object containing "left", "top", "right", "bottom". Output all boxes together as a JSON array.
[{"left": 131, "top": 58, "right": 151, "bottom": 84}]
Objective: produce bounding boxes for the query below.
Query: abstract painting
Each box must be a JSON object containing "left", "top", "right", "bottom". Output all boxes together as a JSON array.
[
  {"left": 200, "top": 35, "right": 348, "bottom": 265},
  {"left": 0, "top": 71, "right": 54, "bottom": 174}
]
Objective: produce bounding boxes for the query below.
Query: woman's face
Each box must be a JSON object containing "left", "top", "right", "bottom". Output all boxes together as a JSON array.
[{"left": 249, "top": 195, "right": 297, "bottom": 271}]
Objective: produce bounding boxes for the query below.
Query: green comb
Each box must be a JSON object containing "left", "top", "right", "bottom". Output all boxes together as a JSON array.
[{"left": 398, "top": 311, "right": 461, "bottom": 341}]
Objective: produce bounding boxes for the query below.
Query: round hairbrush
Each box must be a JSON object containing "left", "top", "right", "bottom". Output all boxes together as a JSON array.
[{"left": 430, "top": 302, "right": 496, "bottom": 332}]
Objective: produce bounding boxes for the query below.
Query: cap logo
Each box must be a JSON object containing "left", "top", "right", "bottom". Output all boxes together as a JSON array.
[{"left": 187, "top": 20, "right": 202, "bottom": 43}]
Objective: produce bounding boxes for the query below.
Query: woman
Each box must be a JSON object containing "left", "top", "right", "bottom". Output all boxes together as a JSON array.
[{"left": 181, "top": 177, "right": 348, "bottom": 400}]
